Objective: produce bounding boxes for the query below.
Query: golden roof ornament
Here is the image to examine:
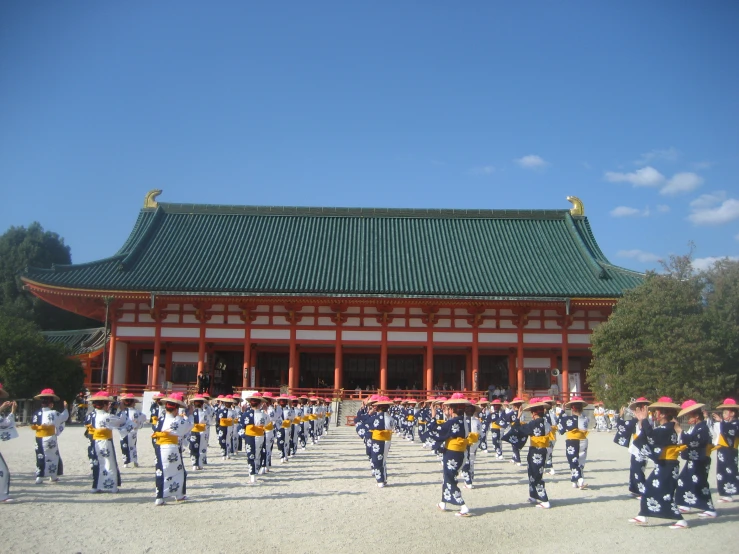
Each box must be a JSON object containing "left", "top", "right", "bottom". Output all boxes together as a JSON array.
[
  {"left": 144, "top": 189, "right": 162, "bottom": 209},
  {"left": 567, "top": 196, "right": 584, "bottom": 217}
]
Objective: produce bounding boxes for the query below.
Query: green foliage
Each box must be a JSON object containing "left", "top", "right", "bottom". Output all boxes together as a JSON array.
[
  {"left": 0, "top": 222, "right": 98, "bottom": 330},
  {"left": 587, "top": 255, "right": 739, "bottom": 408},
  {"left": 0, "top": 313, "right": 84, "bottom": 403}
]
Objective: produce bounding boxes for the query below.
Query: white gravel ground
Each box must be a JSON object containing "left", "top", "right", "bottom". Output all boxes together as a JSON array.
[{"left": 1, "top": 424, "right": 737, "bottom": 553}]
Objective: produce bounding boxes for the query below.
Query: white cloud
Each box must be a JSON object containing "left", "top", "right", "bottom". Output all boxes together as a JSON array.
[
  {"left": 688, "top": 198, "right": 739, "bottom": 226},
  {"left": 617, "top": 249, "right": 660, "bottom": 263},
  {"left": 690, "top": 191, "right": 726, "bottom": 209},
  {"left": 469, "top": 165, "right": 495, "bottom": 175},
  {"left": 660, "top": 172, "right": 704, "bottom": 195},
  {"left": 692, "top": 161, "right": 713, "bottom": 170},
  {"left": 514, "top": 155, "right": 547, "bottom": 169},
  {"left": 692, "top": 256, "right": 739, "bottom": 272},
  {"left": 610, "top": 206, "right": 641, "bottom": 217},
  {"left": 657, "top": 204, "right": 670, "bottom": 213},
  {"left": 635, "top": 147, "right": 680, "bottom": 165},
  {"left": 604, "top": 166, "right": 665, "bottom": 187}
]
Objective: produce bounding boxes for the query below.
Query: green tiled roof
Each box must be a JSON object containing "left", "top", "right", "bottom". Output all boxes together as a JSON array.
[
  {"left": 42, "top": 327, "right": 108, "bottom": 356},
  {"left": 22, "top": 202, "right": 643, "bottom": 299}
]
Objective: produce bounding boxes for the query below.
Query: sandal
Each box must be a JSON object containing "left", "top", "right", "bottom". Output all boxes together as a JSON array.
[{"left": 628, "top": 517, "right": 647, "bottom": 525}]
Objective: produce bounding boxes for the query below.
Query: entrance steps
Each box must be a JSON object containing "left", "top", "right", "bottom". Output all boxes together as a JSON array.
[{"left": 337, "top": 399, "right": 362, "bottom": 426}]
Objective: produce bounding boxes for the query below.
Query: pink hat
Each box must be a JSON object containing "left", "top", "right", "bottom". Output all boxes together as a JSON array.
[
  {"left": 152, "top": 391, "right": 166, "bottom": 399},
  {"left": 90, "top": 390, "right": 114, "bottom": 402},
  {"left": 262, "top": 392, "right": 274, "bottom": 398},
  {"left": 716, "top": 398, "right": 738, "bottom": 410},
  {"left": 565, "top": 396, "right": 588, "bottom": 407},
  {"left": 35, "top": 388, "right": 59, "bottom": 400},
  {"left": 678, "top": 399, "right": 705, "bottom": 418},
  {"left": 393, "top": 397, "right": 403, "bottom": 402},
  {"left": 191, "top": 394, "right": 207, "bottom": 402},
  {"left": 162, "top": 392, "right": 187, "bottom": 407},
  {"left": 491, "top": 399, "right": 502, "bottom": 405},
  {"left": 509, "top": 397, "right": 525, "bottom": 405},
  {"left": 649, "top": 397, "right": 681, "bottom": 410},
  {"left": 289, "top": 395, "right": 298, "bottom": 400},
  {"left": 373, "top": 396, "right": 393, "bottom": 406}
]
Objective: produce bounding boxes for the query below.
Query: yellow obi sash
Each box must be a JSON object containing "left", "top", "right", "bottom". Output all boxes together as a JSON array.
[
  {"left": 85, "top": 424, "right": 94, "bottom": 434},
  {"left": 372, "top": 429, "right": 392, "bottom": 441},
  {"left": 151, "top": 416, "right": 159, "bottom": 425},
  {"left": 192, "top": 423, "right": 206, "bottom": 433},
  {"left": 264, "top": 423, "right": 274, "bottom": 431},
  {"left": 153, "top": 431, "right": 179, "bottom": 445},
  {"left": 308, "top": 415, "right": 317, "bottom": 421},
  {"left": 301, "top": 416, "right": 309, "bottom": 422},
  {"left": 467, "top": 432, "right": 480, "bottom": 444},
  {"left": 281, "top": 420, "right": 292, "bottom": 429},
  {"left": 445, "top": 437, "right": 468, "bottom": 452},
  {"left": 292, "top": 417, "right": 301, "bottom": 425},
  {"left": 77, "top": 404, "right": 87, "bottom": 408},
  {"left": 659, "top": 444, "right": 687, "bottom": 461},
  {"left": 327, "top": 412, "right": 331, "bottom": 416},
  {"left": 491, "top": 423, "right": 502, "bottom": 430},
  {"left": 406, "top": 415, "right": 415, "bottom": 422},
  {"left": 418, "top": 420, "right": 428, "bottom": 425},
  {"left": 219, "top": 418, "right": 234, "bottom": 427},
  {"left": 92, "top": 428, "right": 113, "bottom": 440},
  {"left": 245, "top": 424, "right": 265, "bottom": 437},
  {"left": 566, "top": 429, "right": 588, "bottom": 440},
  {"left": 718, "top": 435, "right": 739, "bottom": 449},
  {"left": 436, "top": 419, "right": 445, "bottom": 425},
  {"left": 31, "top": 424, "right": 56, "bottom": 438},
  {"left": 530, "top": 436, "right": 551, "bottom": 448}
]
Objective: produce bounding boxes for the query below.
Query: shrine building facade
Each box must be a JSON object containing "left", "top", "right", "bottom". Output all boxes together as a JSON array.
[{"left": 22, "top": 192, "right": 643, "bottom": 399}]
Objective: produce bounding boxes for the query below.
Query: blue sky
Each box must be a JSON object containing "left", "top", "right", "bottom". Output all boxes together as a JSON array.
[{"left": 1, "top": 1, "right": 737, "bottom": 273}]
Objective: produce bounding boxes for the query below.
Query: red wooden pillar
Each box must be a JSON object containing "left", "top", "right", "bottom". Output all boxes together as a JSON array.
[
  {"left": 425, "top": 330, "right": 433, "bottom": 391},
  {"left": 561, "top": 327, "right": 570, "bottom": 401},
  {"left": 152, "top": 321, "right": 162, "bottom": 388},
  {"left": 106, "top": 320, "right": 117, "bottom": 388},
  {"left": 380, "top": 326, "right": 388, "bottom": 392},
  {"left": 242, "top": 320, "right": 251, "bottom": 390},
  {"left": 334, "top": 331, "right": 342, "bottom": 390},
  {"left": 197, "top": 324, "right": 206, "bottom": 382},
  {"left": 508, "top": 349, "right": 516, "bottom": 390},
  {"left": 516, "top": 325, "right": 524, "bottom": 398},
  {"left": 288, "top": 325, "right": 297, "bottom": 391},
  {"left": 471, "top": 328, "right": 479, "bottom": 392}
]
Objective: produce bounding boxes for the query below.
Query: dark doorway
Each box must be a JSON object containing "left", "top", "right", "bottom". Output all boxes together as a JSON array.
[
  {"left": 212, "top": 351, "right": 244, "bottom": 396},
  {"left": 256, "top": 352, "right": 289, "bottom": 388},
  {"left": 478, "top": 355, "right": 509, "bottom": 391},
  {"left": 344, "top": 354, "right": 380, "bottom": 391},
  {"left": 300, "top": 353, "right": 334, "bottom": 389},
  {"left": 387, "top": 354, "right": 423, "bottom": 390},
  {"left": 433, "top": 355, "right": 465, "bottom": 391}
]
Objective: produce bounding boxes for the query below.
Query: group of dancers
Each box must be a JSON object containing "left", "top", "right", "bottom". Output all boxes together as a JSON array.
[
  {"left": 0, "top": 384, "right": 332, "bottom": 505},
  {"left": 354, "top": 393, "right": 739, "bottom": 525}
]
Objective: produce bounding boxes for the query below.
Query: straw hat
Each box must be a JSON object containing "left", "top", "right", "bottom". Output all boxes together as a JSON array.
[
  {"left": 262, "top": 392, "right": 275, "bottom": 402},
  {"left": 373, "top": 396, "right": 393, "bottom": 407},
  {"left": 540, "top": 396, "right": 554, "bottom": 406},
  {"left": 119, "top": 393, "right": 141, "bottom": 402},
  {"left": 0, "top": 383, "right": 8, "bottom": 399},
  {"left": 648, "top": 396, "right": 680, "bottom": 411},
  {"left": 434, "top": 397, "right": 448, "bottom": 404},
  {"left": 276, "top": 393, "right": 290, "bottom": 401},
  {"left": 524, "top": 400, "right": 550, "bottom": 411},
  {"left": 190, "top": 394, "right": 207, "bottom": 404},
  {"left": 490, "top": 399, "right": 502, "bottom": 406},
  {"left": 476, "top": 398, "right": 490, "bottom": 405},
  {"left": 34, "top": 388, "right": 59, "bottom": 401},
  {"left": 89, "top": 391, "right": 114, "bottom": 402},
  {"left": 678, "top": 399, "right": 705, "bottom": 418},
  {"left": 564, "top": 396, "right": 588, "bottom": 408},
  {"left": 162, "top": 392, "right": 187, "bottom": 408},
  {"left": 201, "top": 392, "right": 211, "bottom": 399},
  {"left": 628, "top": 397, "right": 650, "bottom": 410},
  {"left": 715, "top": 398, "right": 738, "bottom": 411},
  {"left": 245, "top": 392, "right": 264, "bottom": 402},
  {"left": 509, "top": 397, "right": 525, "bottom": 406},
  {"left": 443, "top": 393, "right": 471, "bottom": 406},
  {"left": 220, "top": 395, "right": 234, "bottom": 404}
]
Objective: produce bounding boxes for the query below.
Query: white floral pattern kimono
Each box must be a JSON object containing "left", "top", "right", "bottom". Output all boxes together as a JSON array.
[
  {"left": 118, "top": 407, "right": 147, "bottom": 465},
  {"left": 0, "top": 413, "right": 19, "bottom": 500},
  {"left": 31, "top": 407, "right": 68, "bottom": 480},
  {"left": 90, "top": 409, "right": 130, "bottom": 492},
  {"left": 154, "top": 411, "right": 193, "bottom": 501}
]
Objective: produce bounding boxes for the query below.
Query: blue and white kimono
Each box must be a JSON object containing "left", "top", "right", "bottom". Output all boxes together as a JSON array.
[
  {"left": 675, "top": 420, "right": 715, "bottom": 512},
  {"left": 275, "top": 404, "right": 293, "bottom": 460},
  {"left": 291, "top": 403, "right": 303, "bottom": 455},
  {"left": 368, "top": 411, "right": 395, "bottom": 485},
  {"left": 558, "top": 413, "right": 589, "bottom": 484},
  {"left": 153, "top": 410, "right": 193, "bottom": 501},
  {"left": 521, "top": 416, "right": 551, "bottom": 503},
  {"left": 712, "top": 419, "right": 739, "bottom": 498},
  {"left": 118, "top": 406, "right": 147, "bottom": 466},
  {"left": 215, "top": 404, "right": 232, "bottom": 458},
  {"left": 0, "top": 412, "right": 19, "bottom": 501},
  {"left": 188, "top": 407, "right": 209, "bottom": 469},
  {"left": 488, "top": 408, "right": 504, "bottom": 458},
  {"left": 417, "top": 406, "right": 430, "bottom": 445},
  {"left": 435, "top": 416, "right": 468, "bottom": 507},
  {"left": 614, "top": 416, "right": 651, "bottom": 496},
  {"left": 202, "top": 402, "right": 214, "bottom": 465},
  {"left": 31, "top": 406, "right": 68, "bottom": 481},
  {"left": 89, "top": 409, "right": 129, "bottom": 492},
  {"left": 461, "top": 414, "right": 480, "bottom": 486},
  {"left": 633, "top": 420, "right": 683, "bottom": 520},
  {"left": 238, "top": 406, "right": 264, "bottom": 477},
  {"left": 501, "top": 408, "right": 526, "bottom": 463}
]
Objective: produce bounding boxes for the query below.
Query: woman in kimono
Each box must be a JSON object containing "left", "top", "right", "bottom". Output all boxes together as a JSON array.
[
  {"left": 367, "top": 396, "right": 395, "bottom": 487},
  {"left": 215, "top": 396, "right": 234, "bottom": 460},
  {"left": 261, "top": 392, "right": 276, "bottom": 472},
  {"left": 201, "top": 393, "right": 213, "bottom": 466},
  {"left": 0, "top": 386, "right": 19, "bottom": 503},
  {"left": 488, "top": 399, "right": 504, "bottom": 459},
  {"left": 613, "top": 398, "right": 652, "bottom": 498},
  {"left": 230, "top": 395, "right": 242, "bottom": 455},
  {"left": 324, "top": 397, "right": 332, "bottom": 435},
  {"left": 435, "top": 394, "right": 471, "bottom": 516},
  {"left": 502, "top": 397, "right": 526, "bottom": 465},
  {"left": 118, "top": 393, "right": 147, "bottom": 468},
  {"left": 31, "top": 388, "right": 68, "bottom": 484},
  {"left": 153, "top": 393, "right": 193, "bottom": 506},
  {"left": 427, "top": 397, "right": 447, "bottom": 456},
  {"left": 675, "top": 400, "right": 715, "bottom": 517},
  {"left": 417, "top": 399, "right": 431, "bottom": 447},
  {"left": 476, "top": 399, "right": 489, "bottom": 454},
  {"left": 519, "top": 399, "right": 552, "bottom": 509},
  {"left": 149, "top": 392, "right": 165, "bottom": 465},
  {"left": 239, "top": 393, "right": 266, "bottom": 483},
  {"left": 188, "top": 394, "right": 209, "bottom": 471},
  {"left": 629, "top": 397, "right": 686, "bottom": 529},
  {"left": 542, "top": 397, "right": 558, "bottom": 475},
  {"left": 290, "top": 396, "right": 302, "bottom": 457},
  {"left": 558, "top": 396, "right": 589, "bottom": 489},
  {"left": 460, "top": 402, "right": 481, "bottom": 489},
  {"left": 275, "top": 395, "right": 292, "bottom": 463},
  {"left": 87, "top": 391, "right": 130, "bottom": 493},
  {"left": 711, "top": 398, "right": 739, "bottom": 502}
]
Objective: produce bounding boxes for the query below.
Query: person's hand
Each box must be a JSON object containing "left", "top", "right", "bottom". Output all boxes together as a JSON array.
[
  {"left": 619, "top": 406, "right": 625, "bottom": 417},
  {"left": 11, "top": 401, "right": 17, "bottom": 414},
  {"left": 0, "top": 401, "right": 8, "bottom": 411},
  {"left": 634, "top": 406, "right": 647, "bottom": 421},
  {"left": 63, "top": 401, "right": 68, "bottom": 410},
  {"left": 711, "top": 413, "right": 721, "bottom": 422},
  {"left": 673, "top": 421, "right": 682, "bottom": 435}
]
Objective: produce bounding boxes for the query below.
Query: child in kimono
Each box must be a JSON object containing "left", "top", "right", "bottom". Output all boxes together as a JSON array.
[
  {"left": 711, "top": 398, "right": 739, "bottom": 503},
  {"left": 238, "top": 393, "right": 266, "bottom": 483},
  {"left": 275, "top": 395, "right": 293, "bottom": 462},
  {"left": 675, "top": 400, "right": 716, "bottom": 517},
  {"left": 519, "top": 400, "right": 552, "bottom": 508},
  {"left": 31, "top": 388, "right": 68, "bottom": 484},
  {"left": 215, "top": 396, "right": 235, "bottom": 460},
  {"left": 435, "top": 394, "right": 471, "bottom": 516},
  {"left": 0, "top": 387, "right": 19, "bottom": 503},
  {"left": 460, "top": 402, "right": 481, "bottom": 489},
  {"left": 153, "top": 393, "right": 192, "bottom": 505},
  {"left": 488, "top": 399, "right": 504, "bottom": 459},
  {"left": 613, "top": 398, "right": 651, "bottom": 498},
  {"left": 629, "top": 397, "right": 686, "bottom": 529},
  {"left": 367, "top": 397, "right": 395, "bottom": 487},
  {"left": 559, "top": 396, "right": 589, "bottom": 489},
  {"left": 502, "top": 397, "right": 526, "bottom": 465},
  {"left": 118, "top": 393, "right": 147, "bottom": 468},
  {"left": 188, "top": 394, "right": 209, "bottom": 470},
  {"left": 87, "top": 391, "right": 130, "bottom": 493}
]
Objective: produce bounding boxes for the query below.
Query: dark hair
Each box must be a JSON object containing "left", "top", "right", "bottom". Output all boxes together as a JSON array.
[{"left": 452, "top": 405, "right": 465, "bottom": 416}]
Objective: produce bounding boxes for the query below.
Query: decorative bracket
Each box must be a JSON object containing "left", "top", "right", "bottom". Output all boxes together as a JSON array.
[
  {"left": 144, "top": 189, "right": 162, "bottom": 209},
  {"left": 330, "top": 304, "right": 348, "bottom": 325},
  {"left": 194, "top": 303, "right": 213, "bottom": 323},
  {"left": 284, "top": 304, "right": 303, "bottom": 325},
  {"left": 466, "top": 306, "right": 486, "bottom": 328},
  {"left": 567, "top": 195, "right": 584, "bottom": 217},
  {"left": 375, "top": 305, "right": 394, "bottom": 325},
  {"left": 512, "top": 307, "right": 531, "bottom": 328},
  {"left": 238, "top": 304, "right": 257, "bottom": 323},
  {"left": 421, "top": 305, "right": 439, "bottom": 326}
]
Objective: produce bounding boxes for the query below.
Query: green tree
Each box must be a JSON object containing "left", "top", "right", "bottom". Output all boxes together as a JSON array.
[
  {"left": 0, "top": 222, "right": 98, "bottom": 330},
  {"left": 587, "top": 255, "right": 737, "bottom": 408},
  {"left": 0, "top": 313, "right": 84, "bottom": 403}
]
